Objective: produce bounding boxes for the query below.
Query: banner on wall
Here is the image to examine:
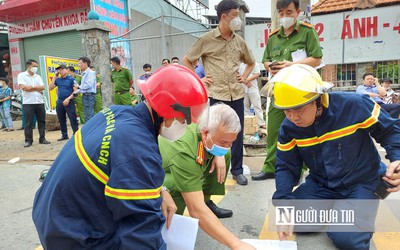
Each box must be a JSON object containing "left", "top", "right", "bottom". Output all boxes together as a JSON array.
[
  {"left": 8, "top": 8, "right": 89, "bottom": 39},
  {"left": 311, "top": 5, "right": 400, "bottom": 64},
  {"left": 39, "top": 55, "right": 79, "bottom": 111},
  {"left": 244, "top": 23, "right": 271, "bottom": 69},
  {"left": 93, "top": 0, "right": 132, "bottom": 70}
]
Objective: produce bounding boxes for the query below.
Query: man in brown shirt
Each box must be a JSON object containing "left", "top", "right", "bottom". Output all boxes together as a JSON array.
[{"left": 183, "top": 0, "right": 255, "bottom": 185}]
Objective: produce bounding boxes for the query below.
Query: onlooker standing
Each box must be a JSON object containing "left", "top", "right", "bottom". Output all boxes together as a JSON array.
[
  {"left": 252, "top": 0, "right": 323, "bottom": 181},
  {"left": 139, "top": 63, "right": 152, "bottom": 81},
  {"left": 18, "top": 59, "right": 50, "bottom": 147},
  {"left": 90, "top": 65, "right": 103, "bottom": 114},
  {"left": 110, "top": 56, "right": 133, "bottom": 105},
  {"left": 76, "top": 56, "right": 96, "bottom": 122},
  {"left": 171, "top": 57, "right": 179, "bottom": 64},
  {"left": 239, "top": 62, "right": 266, "bottom": 128},
  {"left": 49, "top": 65, "right": 79, "bottom": 141},
  {"left": 67, "top": 66, "right": 84, "bottom": 124},
  {"left": 161, "top": 58, "right": 170, "bottom": 66},
  {"left": 0, "top": 77, "right": 14, "bottom": 131},
  {"left": 356, "top": 73, "right": 400, "bottom": 119},
  {"left": 183, "top": 0, "right": 255, "bottom": 185}
]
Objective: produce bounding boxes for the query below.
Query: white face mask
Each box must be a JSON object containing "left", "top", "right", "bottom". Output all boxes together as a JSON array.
[
  {"left": 279, "top": 17, "right": 295, "bottom": 29},
  {"left": 160, "top": 119, "right": 187, "bottom": 142},
  {"left": 30, "top": 67, "right": 38, "bottom": 74},
  {"left": 227, "top": 16, "right": 242, "bottom": 31}
]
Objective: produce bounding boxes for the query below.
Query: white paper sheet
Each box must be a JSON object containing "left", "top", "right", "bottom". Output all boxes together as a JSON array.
[
  {"left": 291, "top": 49, "right": 325, "bottom": 70},
  {"left": 291, "top": 49, "right": 307, "bottom": 62},
  {"left": 242, "top": 239, "right": 297, "bottom": 250},
  {"left": 161, "top": 214, "right": 199, "bottom": 250}
]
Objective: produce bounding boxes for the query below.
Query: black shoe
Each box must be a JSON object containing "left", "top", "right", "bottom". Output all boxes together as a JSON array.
[
  {"left": 205, "top": 200, "right": 233, "bottom": 218},
  {"left": 251, "top": 172, "right": 275, "bottom": 181},
  {"left": 39, "top": 140, "right": 51, "bottom": 145},
  {"left": 57, "top": 137, "right": 69, "bottom": 141},
  {"left": 24, "top": 142, "right": 32, "bottom": 147},
  {"left": 233, "top": 174, "right": 248, "bottom": 185},
  {"left": 17, "top": 127, "right": 24, "bottom": 130}
]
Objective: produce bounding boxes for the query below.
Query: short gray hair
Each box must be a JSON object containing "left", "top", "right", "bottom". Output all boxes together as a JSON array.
[{"left": 198, "top": 103, "right": 241, "bottom": 134}]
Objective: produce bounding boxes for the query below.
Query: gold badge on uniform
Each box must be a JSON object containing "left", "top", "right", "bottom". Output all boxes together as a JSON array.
[{"left": 196, "top": 141, "right": 205, "bottom": 165}]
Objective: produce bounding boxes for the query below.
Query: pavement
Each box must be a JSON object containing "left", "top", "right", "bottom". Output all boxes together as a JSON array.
[{"left": 1, "top": 135, "right": 400, "bottom": 249}]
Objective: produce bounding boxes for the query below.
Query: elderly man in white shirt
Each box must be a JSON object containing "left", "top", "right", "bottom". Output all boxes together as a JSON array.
[{"left": 18, "top": 59, "right": 50, "bottom": 147}]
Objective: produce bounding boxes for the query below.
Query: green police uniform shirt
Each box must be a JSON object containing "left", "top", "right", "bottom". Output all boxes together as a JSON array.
[
  {"left": 74, "top": 75, "right": 82, "bottom": 85},
  {"left": 159, "top": 124, "right": 214, "bottom": 193},
  {"left": 262, "top": 21, "right": 322, "bottom": 63},
  {"left": 110, "top": 68, "right": 133, "bottom": 92}
]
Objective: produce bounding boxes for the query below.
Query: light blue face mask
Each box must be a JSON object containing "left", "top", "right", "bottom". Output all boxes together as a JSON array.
[{"left": 204, "top": 136, "right": 230, "bottom": 157}]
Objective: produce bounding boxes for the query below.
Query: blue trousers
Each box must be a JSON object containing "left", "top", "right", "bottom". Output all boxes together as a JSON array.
[
  {"left": 209, "top": 97, "right": 244, "bottom": 175},
  {"left": 82, "top": 93, "right": 96, "bottom": 122},
  {"left": 56, "top": 99, "right": 79, "bottom": 138},
  {"left": 293, "top": 177, "right": 380, "bottom": 250},
  {"left": 0, "top": 106, "right": 13, "bottom": 129}
]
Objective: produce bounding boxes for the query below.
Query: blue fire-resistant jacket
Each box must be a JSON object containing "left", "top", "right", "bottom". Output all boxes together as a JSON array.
[
  {"left": 273, "top": 92, "right": 400, "bottom": 200},
  {"left": 32, "top": 103, "right": 166, "bottom": 249}
]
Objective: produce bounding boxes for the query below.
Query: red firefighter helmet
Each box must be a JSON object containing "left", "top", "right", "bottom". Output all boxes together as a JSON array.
[{"left": 138, "top": 64, "right": 208, "bottom": 124}]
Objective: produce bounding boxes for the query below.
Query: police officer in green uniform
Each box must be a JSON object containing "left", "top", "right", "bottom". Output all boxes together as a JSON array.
[
  {"left": 110, "top": 56, "right": 133, "bottom": 105},
  {"left": 90, "top": 66, "right": 103, "bottom": 114},
  {"left": 252, "top": 0, "right": 323, "bottom": 181},
  {"left": 158, "top": 103, "right": 255, "bottom": 250},
  {"left": 67, "top": 66, "right": 85, "bottom": 124}
]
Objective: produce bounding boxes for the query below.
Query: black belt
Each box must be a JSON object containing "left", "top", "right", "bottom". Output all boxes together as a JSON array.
[{"left": 82, "top": 92, "right": 95, "bottom": 95}]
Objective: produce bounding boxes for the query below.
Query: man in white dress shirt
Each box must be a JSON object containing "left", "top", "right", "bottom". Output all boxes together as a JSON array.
[{"left": 18, "top": 59, "right": 50, "bottom": 147}]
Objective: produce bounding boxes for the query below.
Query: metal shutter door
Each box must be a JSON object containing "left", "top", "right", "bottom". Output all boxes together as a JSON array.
[{"left": 23, "top": 31, "right": 83, "bottom": 62}]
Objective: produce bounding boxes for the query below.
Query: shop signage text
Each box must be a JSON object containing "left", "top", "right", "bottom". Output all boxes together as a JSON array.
[
  {"left": 8, "top": 9, "right": 88, "bottom": 38},
  {"left": 311, "top": 6, "right": 400, "bottom": 64}
]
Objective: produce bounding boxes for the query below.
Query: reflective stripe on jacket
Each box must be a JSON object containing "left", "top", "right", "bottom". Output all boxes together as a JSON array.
[
  {"left": 33, "top": 103, "right": 166, "bottom": 249},
  {"left": 273, "top": 92, "right": 400, "bottom": 200}
]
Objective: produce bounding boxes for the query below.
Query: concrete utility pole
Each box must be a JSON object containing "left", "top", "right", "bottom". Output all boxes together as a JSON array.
[
  {"left": 271, "top": 0, "right": 278, "bottom": 30},
  {"left": 78, "top": 20, "right": 113, "bottom": 108},
  {"left": 236, "top": 0, "right": 249, "bottom": 38}
]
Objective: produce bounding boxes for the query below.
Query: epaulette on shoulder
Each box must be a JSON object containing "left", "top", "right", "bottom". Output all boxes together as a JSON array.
[
  {"left": 269, "top": 28, "right": 280, "bottom": 36},
  {"left": 300, "top": 22, "right": 314, "bottom": 28}
]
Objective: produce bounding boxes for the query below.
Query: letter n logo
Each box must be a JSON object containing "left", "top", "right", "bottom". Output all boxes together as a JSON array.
[{"left": 276, "top": 206, "right": 295, "bottom": 225}]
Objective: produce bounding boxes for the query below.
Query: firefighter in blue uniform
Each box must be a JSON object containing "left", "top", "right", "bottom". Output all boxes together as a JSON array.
[
  {"left": 271, "top": 64, "right": 400, "bottom": 250},
  {"left": 32, "top": 65, "right": 208, "bottom": 249}
]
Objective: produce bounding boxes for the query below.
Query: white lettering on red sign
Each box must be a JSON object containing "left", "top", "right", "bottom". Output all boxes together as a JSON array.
[{"left": 8, "top": 9, "right": 89, "bottom": 38}]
